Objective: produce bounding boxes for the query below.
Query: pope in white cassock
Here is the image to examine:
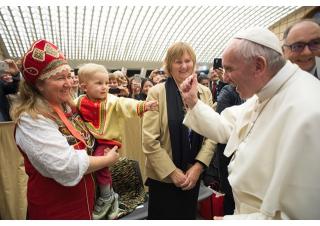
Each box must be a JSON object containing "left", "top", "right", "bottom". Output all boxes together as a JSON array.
[{"left": 181, "top": 27, "right": 320, "bottom": 219}]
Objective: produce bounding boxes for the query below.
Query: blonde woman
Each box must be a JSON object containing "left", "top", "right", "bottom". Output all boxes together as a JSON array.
[
  {"left": 11, "top": 40, "right": 120, "bottom": 219},
  {"left": 142, "top": 42, "right": 216, "bottom": 219}
]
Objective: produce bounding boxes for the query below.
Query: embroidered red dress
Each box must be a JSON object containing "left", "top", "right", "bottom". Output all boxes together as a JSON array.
[{"left": 16, "top": 109, "right": 96, "bottom": 219}]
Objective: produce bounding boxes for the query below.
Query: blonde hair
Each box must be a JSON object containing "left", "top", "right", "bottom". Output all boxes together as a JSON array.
[
  {"left": 78, "top": 63, "right": 108, "bottom": 83},
  {"left": 108, "top": 72, "right": 119, "bottom": 81},
  {"left": 113, "top": 70, "right": 124, "bottom": 77},
  {"left": 10, "top": 80, "right": 54, "bottom": 122},
  {"left": 114, "top": 71, "right": 128, "bottom": 85},
  {"left": 164, "top": 42, "right": 196, "bottom": 76}
]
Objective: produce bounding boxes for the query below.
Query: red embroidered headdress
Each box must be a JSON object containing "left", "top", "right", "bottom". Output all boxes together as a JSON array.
[{"left": 22, "top": 39, "right": 71, "bottom": 85}]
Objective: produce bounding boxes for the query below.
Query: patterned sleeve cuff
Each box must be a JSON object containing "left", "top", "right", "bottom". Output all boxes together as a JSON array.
[{"left": 136, "top": 101, "right": 145, "bottom": 117}]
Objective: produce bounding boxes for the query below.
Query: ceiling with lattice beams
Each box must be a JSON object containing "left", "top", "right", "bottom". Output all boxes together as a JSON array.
[{"left": 0, "top": 6, "right": 299, "bottom": 69}]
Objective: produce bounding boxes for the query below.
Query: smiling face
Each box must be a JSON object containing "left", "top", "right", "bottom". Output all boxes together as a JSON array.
[
  {"left": 151, "top": 74, "right": 164, "bottom": 84},
  {"left": 222, "top": 40, "right": 257, "bottom": 99},
  {"left": 36, "top": 69, "right": 73, "bottom": 105},
  {"left": 82, "top": 72, "right": 109, "bottom": 101},
  {"left": 164, "top": 42, "right": 196, "bottom": 85},
  {"left": 0, "top": 72, "right": 13, "bottom": 83},
  {"left": 109, "top": 78, "right": 119, "bottom": 88},
  {"left": 130, "top": 79, "right": 141, "bottom": 95},
  {"left": 142, "top": 80, "right": 154, "bottom": 95},
  {"left": 199, "top": 78, "right": 210, "bottom": 87},
  {"left": 170, "top": 52, "right": 194, "bottom": 85},
  {"left": 70, "top": 71, "right": 79, "bottom": 88},
  {"left": 283, "top": 21, "right": 320, "bottom": 72}
]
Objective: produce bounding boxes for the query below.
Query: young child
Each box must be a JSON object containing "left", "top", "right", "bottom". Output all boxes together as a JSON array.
[{"left": 76, "top": 63, "right": 157, "bottom": 220}]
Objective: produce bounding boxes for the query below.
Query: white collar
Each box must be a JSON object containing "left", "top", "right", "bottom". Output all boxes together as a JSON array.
[{"left": 256, "top": 61, "right": 299, "bottom": 103}]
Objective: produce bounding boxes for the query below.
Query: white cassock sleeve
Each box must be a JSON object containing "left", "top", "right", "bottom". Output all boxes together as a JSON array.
[{"left": 183, "top": 100, "right": 235, "bottom": 143}]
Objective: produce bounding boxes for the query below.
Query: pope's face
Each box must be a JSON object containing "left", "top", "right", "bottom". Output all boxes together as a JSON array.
[{"left": 222, "top": 40, "right": 257, "bottom": 99}]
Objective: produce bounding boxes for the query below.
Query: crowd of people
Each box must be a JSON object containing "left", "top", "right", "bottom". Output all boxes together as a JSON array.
[
  {"left": 0, "top": 18, "right": 319, "bottom": 220},
  {"left": 0, "top": 59, "right": 20, "bottom": 121}
]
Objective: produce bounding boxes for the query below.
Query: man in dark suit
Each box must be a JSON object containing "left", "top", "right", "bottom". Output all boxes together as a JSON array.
[
  {"left": 0, "top": 59, "right": 20, "bottom": 121},
  {"left": 208, "top": 67, "right": 226, "bottom": 102},
  {"left": 282, "top": 19, "right": 320, "bottom": 79}
]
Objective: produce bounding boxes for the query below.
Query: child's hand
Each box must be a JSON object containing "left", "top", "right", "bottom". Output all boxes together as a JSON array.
[{"left": 144, "top": 100, "right": 158, "bottom": 111}]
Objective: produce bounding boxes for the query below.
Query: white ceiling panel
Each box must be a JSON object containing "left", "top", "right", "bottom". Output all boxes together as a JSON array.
[{"left": 0, "top": 6, "right": 299, "bottom": 68}]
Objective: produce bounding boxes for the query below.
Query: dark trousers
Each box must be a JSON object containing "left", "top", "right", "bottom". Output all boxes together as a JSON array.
[
  {"left": 146, "top": 178, "right": 200, "bottom": 220},
  {"left": 216, "top": 144, "right": 235, "bottom": 215}
]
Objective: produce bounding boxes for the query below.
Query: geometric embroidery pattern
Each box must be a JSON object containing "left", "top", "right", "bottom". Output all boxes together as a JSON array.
[
  {"left": 45, "top": 43, "right": 59, "bottom": 58},
  {"left": 32, "top": 48, "right": 45, "bottom": 62}
]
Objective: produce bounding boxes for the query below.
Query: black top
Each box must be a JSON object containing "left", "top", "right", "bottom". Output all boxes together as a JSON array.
[
  {"left": 216, "top": 84, "right": 244, "bottom": 114},
  {"left": 0, "top": 73, "right": 20, "bottom": 121}
]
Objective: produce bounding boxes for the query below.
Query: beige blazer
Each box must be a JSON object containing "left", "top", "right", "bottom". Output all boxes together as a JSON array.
[{"left": 142, "top": 82, "right": 216, "bottom": 183}]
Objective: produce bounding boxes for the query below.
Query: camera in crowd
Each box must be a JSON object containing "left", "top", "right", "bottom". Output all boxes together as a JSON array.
[
  {"left": 213, "top": 58, "right": 222, "bottom": 69},
  {"left": 109, "top": 87, "right": 121, "bottom": 94}
]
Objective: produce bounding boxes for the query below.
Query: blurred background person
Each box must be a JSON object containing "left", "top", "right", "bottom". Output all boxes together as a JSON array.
[
  {"left": 135, "top": 78, "right": 154, "bottom": 101},
  {"left": 208, "top": 66, "right": 226, "bottom": 102},
  {"left": 0, "top": 59, "right": 20, "bottom": 121},
  {"left": 142, "top": 42, "right": 215, "bottom": 219},
  {"left": 282, "top": 19, "right": 320, "bottom": 79},
  {"left": 149, "top": 68, "right": 167, "bottom": 84},
  {"left": 70, "top": 68, "right": 80, "bottom": 99},
  {"left": 216, "top": 84, "right": 244, "bottom": 114},
  {"left": 197, "top": 73, "right": 210, "bottom": 88},
  {"left": 129, "top": 75, "right": 142, "bottom": 99},
  {"left": 108, "top": 72, "right": 121, "bottom": 97},
  {"left": 108, "top": 72, "right": 119, "bottom": 89},
  {"left": 213, "top": 82, "right": 245, "bottom": 215},
  {"left": 113, "top": 70, "right": 130, "bottom": 97}
]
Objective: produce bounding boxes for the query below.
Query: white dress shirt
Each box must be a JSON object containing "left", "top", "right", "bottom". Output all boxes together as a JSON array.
[{"left": 15, "top": 113, "right": 89, "bottom": 186}]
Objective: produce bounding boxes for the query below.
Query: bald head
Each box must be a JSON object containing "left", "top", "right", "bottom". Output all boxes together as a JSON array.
[
  {"left": 283, "top": 20, "right": 320, "bottom": 72},
  {"left": 283, "top": 19, "right": 320, "bottom": 40}
]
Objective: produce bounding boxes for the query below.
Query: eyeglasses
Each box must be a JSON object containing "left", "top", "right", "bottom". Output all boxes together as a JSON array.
[{"left": 283, "top": 38, "right": 320, "bottom": 53}]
